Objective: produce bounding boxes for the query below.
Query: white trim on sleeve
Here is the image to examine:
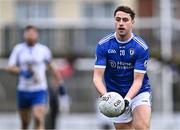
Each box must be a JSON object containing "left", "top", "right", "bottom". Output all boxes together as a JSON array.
[
  {"left": 94, "top": 65, "right": 106, "bottom": 69},
  {"left": 134, "top": 69, "right": 146, "bottom": 73}
]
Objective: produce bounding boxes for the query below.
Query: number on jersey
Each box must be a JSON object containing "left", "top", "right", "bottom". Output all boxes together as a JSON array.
[{"left": 120, "top": 50, "right": 125, "bottom": 56}]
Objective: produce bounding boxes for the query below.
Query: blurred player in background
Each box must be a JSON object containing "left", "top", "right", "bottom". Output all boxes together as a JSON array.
[
  {"left": 56, "top": 55, "right": 75, "bottom": 114},
  {"left": 7, "top": 25, "right": 61, "bottom": 130},
  {"left": 46, "top": 57, "right": 73, "bottom": 129},
  {"left": 93, "top": 6, "right": 152, "bottom": 129}
]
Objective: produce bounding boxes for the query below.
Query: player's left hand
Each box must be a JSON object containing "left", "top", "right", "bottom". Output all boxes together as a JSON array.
[
  {"left": 122, "top": 97, "right": 131, "bottom": 113},
  {"left": 124, "top": 99, "right": 130, "bottom": 108},
  {"left": 59, "top": 85, "right": 67, "bottom": 96}
]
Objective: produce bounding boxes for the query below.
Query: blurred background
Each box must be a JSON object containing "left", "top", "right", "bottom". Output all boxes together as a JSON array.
[{"left": 0, "top": 0, "right": 180, "bottom": 129}]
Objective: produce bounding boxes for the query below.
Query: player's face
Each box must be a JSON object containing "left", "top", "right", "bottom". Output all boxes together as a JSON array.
[
  {"left": 24, "top": 29, "right": 38, "bottom": 46},
  {"left": 114, "top": 11, "right": 134, "bottom": 37}
]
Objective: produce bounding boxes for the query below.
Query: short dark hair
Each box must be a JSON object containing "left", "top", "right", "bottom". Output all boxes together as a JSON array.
[
  {"left": 24, "top": 25, "right": 38, "bottom": 32},
  {"left": 114, "top": 6, "right": 135, "bottom": 20}
]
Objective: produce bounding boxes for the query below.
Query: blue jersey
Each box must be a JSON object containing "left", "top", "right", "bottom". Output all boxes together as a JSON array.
[{"left": 95, "top": 32, "right": 151, "bottom": 97}]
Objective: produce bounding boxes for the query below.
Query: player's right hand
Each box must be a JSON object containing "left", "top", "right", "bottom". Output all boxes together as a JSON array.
[
  {"left": 99, "top": 91, "right": 107, "bottom": 97},
  {"left": 20, "top": 70, "right": 34, "bottom": 79}
]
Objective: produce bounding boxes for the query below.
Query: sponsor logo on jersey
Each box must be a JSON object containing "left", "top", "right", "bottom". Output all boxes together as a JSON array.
[
  {"left": 108, "top": 49, "right": 116, "bottom": 54},
  {"left": 108, "top": 60, "right": 133, "bottom": 69},
  {"left": 108, "top": 60, "right": 116, "bottom": 68}
]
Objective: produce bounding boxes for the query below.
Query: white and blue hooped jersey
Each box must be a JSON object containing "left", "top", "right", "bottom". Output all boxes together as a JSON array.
[
  {"left": 8, "top": 43, "right": 52, "bottom": 92},
  {"left": 95, "top": 32, "right": 151, "bottom": 97}
]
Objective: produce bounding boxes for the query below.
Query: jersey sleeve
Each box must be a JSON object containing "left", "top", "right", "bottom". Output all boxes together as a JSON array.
[
  {"left": 44, "top": 46, "right": 52, "bottom": 64},
  {"left": 134, "top": 48, "right": 149, "bottom": 73},
  {"left": 94, "top": 44, "right": 107, "bottom": 68},
  {"left": 8, "top": 45, "right": 20, "bottom": 67}
]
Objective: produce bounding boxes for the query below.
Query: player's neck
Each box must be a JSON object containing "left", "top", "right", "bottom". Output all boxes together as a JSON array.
[
  {"left": 115, "top": 32, "right": 133, "bottom": 43},
  {"left": 26, "top": 42, "right": 37, "bottom": 47}
]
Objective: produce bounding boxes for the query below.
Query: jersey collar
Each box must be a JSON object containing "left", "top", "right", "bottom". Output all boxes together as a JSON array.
[{"left": 114, "top": 32, "right": 133, "bottom": 44}]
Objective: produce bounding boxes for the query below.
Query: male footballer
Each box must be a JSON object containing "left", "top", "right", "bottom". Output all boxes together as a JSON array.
[
  {"left": 93, "top": 6, "right": 152, "bottom": 129},
  {"left": 7, "top": 25, "right": 61, "bottom": 129}
]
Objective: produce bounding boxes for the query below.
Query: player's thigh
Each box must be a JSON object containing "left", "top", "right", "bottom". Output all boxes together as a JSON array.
[
  {"left": 31, "top": 90, "right": 48, "bottom": 119},
  {"left": 114, "top": 121, "right": 133, "bottom": 130},
  {"left": 19, "top": 109, "right": 31, "bottom": 123},
  {"left": 132, "top": 105, "right": 151, "bottom": 129},
  {"left": 111, "top": 105, "right": 133, "bottom": 129}
]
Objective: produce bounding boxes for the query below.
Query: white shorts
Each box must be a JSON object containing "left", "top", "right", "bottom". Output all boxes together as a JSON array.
[{"left": 110, "top": 92, "right": 152, "bottom": 123}]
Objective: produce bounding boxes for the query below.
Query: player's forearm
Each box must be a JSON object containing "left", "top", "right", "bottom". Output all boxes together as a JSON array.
[
  {"left": 7, "top": 66, "right": 20, "bottom": 74},
  {"left": 52, "top": 68, "right": 63, "bottom": 84},
  {"left": 125, "top": 79, "right": 143, "bottom": 99},
  {"left": 125, "top": 72, "right": 144, "bottom": 99},
  {"left": 48, "top": 63, "right": 64, "bottom": 85},
  {"left": 93, "top": 68, "right": 106, "bottom": 96},
  {"left": 93, "top": 77, "right": 107, "bottom": 96}
]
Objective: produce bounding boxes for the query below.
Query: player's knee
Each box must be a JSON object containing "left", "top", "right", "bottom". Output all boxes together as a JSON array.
[{"left": 133, "top": 121, "right": 150, "bottom": 129}]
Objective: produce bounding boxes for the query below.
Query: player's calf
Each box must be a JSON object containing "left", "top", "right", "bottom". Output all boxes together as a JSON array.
[
  {"left": 34, "top": 116, "right": 44, "bottom": 129},
  {"left": 19, "top": 109, "right": 31, "bottom": 129},
  {"left": 21, "top": 121, "right": 29, "bottom": 129}
]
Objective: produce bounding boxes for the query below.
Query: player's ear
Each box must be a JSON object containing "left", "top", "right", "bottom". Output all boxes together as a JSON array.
[{"left": 132, "top": 20, "right": 135, "bottom": 24}]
